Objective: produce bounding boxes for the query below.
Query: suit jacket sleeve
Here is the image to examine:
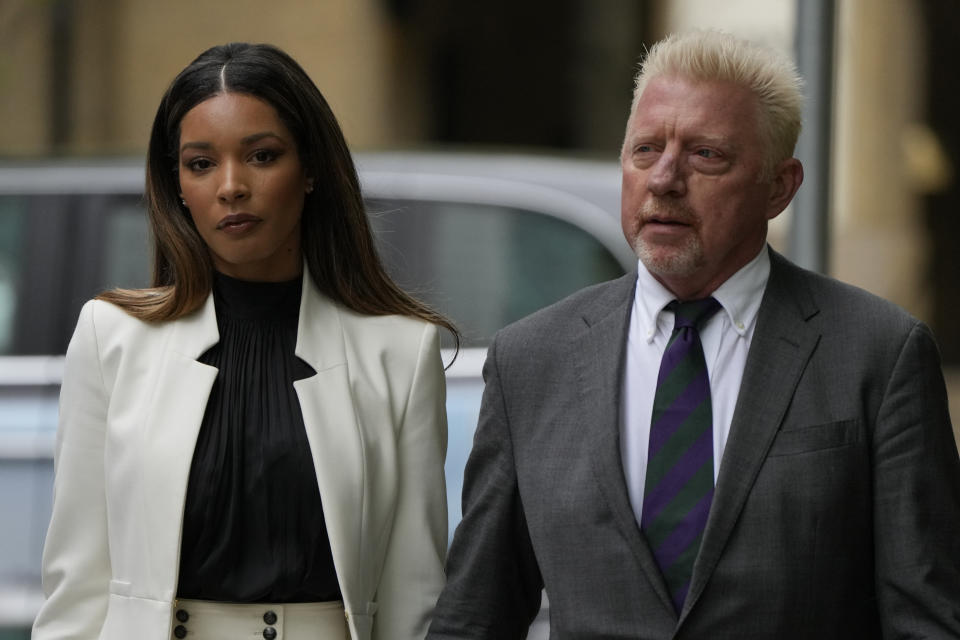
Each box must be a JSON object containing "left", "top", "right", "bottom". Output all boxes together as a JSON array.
[
  {"left": 427, "top": 334, "right": 544, "bottom": 640},
  {"left": 873, "top": 322, "right": 960, "bottom": 636},
  {"left": 374, "top": 322, "right": 449, "bottom": 640},
  {"left": 33, "top": 301, "right": 112, "bottom": 639}
]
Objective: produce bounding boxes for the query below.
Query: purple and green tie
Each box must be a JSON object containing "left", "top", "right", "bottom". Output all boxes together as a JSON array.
[{"left": 640, "top": 297, "right": 721, "bottom": 613}]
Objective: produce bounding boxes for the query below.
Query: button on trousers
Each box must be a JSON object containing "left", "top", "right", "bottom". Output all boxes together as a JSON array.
[{"left": 170, "top": 599, "right": 348, "bottom": 640}]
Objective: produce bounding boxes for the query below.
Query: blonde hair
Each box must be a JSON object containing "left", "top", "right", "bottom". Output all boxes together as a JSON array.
[{"left": 626, "top": 30, "right": 803, "bottom": 178}]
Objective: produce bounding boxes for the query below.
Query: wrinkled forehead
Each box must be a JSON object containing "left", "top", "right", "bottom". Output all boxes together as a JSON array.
[{"left": 629, "top": 76, "right": 761, "bottom": 137}]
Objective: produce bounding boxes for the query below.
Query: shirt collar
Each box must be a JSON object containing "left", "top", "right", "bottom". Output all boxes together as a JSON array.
[{"left": 634, "top": 246, "right": 771, "bottom": 343}]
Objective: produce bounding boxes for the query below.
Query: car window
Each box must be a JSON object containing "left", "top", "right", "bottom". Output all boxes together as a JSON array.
[
  {"left": 368, "top": 199, "right": 625, "bottom": 347},
  {"left": 2, "top": 192, "right": 624, "bottom": 354},
  {"left": 0, "top": 198, "right": 27, "bottom": 354},
  {"left": 102, "top": 201, "right": 152, "bottom": 291},
  {"left": 0, "top": 194, "right": 149, "bottom": 356}
]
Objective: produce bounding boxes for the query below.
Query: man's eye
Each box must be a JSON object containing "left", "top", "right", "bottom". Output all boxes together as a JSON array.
[{"left": 695, "top": 148, "right": 718, "bottom": 159}]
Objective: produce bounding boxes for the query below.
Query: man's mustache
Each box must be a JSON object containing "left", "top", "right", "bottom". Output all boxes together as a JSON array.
[{"left": 639, "top": 199, "right": 698, "bottom": 225}]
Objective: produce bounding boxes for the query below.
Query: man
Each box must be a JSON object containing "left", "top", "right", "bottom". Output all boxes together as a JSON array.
[{"left": 427, "top": 30, "right": 960, "bottom": 639}]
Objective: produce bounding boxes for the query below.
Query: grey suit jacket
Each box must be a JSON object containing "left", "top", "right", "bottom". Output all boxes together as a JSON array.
[{"left": 428, "top": 249, "right": 960, "bottom": 639}]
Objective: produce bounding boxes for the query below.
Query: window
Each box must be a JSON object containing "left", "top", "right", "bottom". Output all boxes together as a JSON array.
[
  {"left": 0, "top": 194, "right": 148, "bottom": 355},
  {"left": 0, "top": 199, "right": 26, "bottom": 354},
  {"left": 368, "top": 199, "right": 625, "bottom": 347}
]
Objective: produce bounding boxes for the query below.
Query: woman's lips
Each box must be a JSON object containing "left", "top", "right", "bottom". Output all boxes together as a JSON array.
[{"left": 217, "top": 213, "right": 262, "bottom": 234}]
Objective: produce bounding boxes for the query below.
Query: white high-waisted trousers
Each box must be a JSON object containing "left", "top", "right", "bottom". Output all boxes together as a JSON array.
[{"left": 170, "top": 599, "right": 348, "bottom": 640}]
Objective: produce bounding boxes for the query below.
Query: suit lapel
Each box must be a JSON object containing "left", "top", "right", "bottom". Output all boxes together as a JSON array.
[
  {"left": 580, "top": 271, "right": 678, "bottom": 615},
  {"left": 680, "top": 251, "right": 821, "bottom": 623},
  {"left": 141, "top": 294, "right": 219, "bottom": 596},
  {"left": 292, "top": 273, "right": 365, "bottom": 608}
]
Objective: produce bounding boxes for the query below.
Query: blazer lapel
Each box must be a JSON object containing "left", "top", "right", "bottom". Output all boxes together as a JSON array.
[
  {"left": 141, "top": 294, "right": 220, "bottom": 597},
  {"left": 680, "top": 250, "right": 821, "bottom": 623},
  {"left": 292, "top": 273, "right": 365, "bottom": 608},
  {"left": 580, "top": 271, "right": 677, "bottom": 615}
]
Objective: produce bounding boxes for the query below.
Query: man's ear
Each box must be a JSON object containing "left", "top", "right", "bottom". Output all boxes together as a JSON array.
[{"left": 766, "top": 158, "right": 804, "bottom": 220}]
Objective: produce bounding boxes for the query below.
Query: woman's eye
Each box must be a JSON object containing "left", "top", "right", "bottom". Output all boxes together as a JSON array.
[
  {"left": 252, "top": 149, "right": 279, "bottom": 163},
  {"left": 186, "top": 158, "right": 212, "bottom": 171}
]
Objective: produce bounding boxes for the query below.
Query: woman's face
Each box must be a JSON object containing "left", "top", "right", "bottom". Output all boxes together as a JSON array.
[{"left": 178, "top": 92, "right": 312, "bottom": 282}]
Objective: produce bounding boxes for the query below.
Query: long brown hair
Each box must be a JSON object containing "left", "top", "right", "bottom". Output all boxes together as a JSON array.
[{"left": 99, "top": 43, "right": 458, "bottom": 345}]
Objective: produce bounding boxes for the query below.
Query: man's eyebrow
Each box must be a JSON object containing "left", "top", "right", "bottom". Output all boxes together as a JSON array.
[
  {"left": 691, "top": 134, "right": 732, "bottom": 145},
  {"left": 686, "top": 135, "right": 740, "bottom": 153}
]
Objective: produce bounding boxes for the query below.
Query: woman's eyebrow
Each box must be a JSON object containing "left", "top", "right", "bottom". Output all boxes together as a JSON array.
[
  {"left": 240, "top": 131, "right": 284, "bottom": 145},
  {"left": 179, "top": 141, "right": 212, "bottom": 153},
  {"left": 179, "top": 132, "right": 284, "bottom": 154}
]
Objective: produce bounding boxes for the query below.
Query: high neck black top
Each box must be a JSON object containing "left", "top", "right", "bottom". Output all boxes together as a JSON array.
[{"left": 176, "top": 272, "right": 341, "bottom": 603}]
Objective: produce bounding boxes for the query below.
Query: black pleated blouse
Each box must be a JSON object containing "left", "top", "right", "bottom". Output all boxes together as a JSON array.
[{"left": 176, "top": 272, "right": 342, "bottom": 603}]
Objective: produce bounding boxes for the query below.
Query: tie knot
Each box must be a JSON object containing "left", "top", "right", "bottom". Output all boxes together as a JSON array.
[{"left": 669, "top": 297, "right": 721, "bottom": 330}]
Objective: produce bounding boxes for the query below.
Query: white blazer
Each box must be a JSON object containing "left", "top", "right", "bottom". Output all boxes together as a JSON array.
[{"left": 32, "top": 271, "right": 448, "bottom": 640}]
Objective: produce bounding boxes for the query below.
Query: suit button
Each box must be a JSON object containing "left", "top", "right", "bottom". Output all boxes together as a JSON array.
[
  {"left": 176, "top": 609, "right": 189, "bottom": 623},
  {"left": 263, "top": 627, "right": 277, "bottom": 640},
  {"left": 174, "top": 625, "right": 188, "bottom": 638},
  {"left": 263, "top": 610, "right": 277, "bottom": 625}
]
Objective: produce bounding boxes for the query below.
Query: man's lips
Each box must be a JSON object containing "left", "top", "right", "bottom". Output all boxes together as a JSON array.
[
  {"left": 642, "top": 216, "right": 693, "bottom": 227},
  {"left": 217, "top": 213, "right": 262, "bottom": 233},
  {"left": 645, "top": 218, "right": 689, "bottom": 225},
  {"left": 639, "top": 215, "right": 696, "bottom": 241},
  {"left": 638, "top": 201, "right": 696, "bottom": 226},
  {"left": 636, "top": 201, "right": 697, "bottom": 237}
]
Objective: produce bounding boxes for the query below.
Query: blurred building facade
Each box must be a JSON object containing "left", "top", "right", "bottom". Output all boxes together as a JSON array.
[
  {"left": 2, "top": 0, "right": 958, "bottom": 401},
  {"left": 0, "top": 0, "right": 415, "bottom": 153}
]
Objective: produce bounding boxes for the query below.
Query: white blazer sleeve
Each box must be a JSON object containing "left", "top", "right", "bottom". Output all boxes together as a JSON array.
[
  {"left": 33, "top": 301, "right": 112, "bottom": 639},
  {"left": 373, "top": 322, "right": 448, "bottom": 640}
]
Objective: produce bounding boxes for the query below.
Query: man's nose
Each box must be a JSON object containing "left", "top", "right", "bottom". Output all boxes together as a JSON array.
[
  {"left": 646, "top": 151, "right": 686, "bottom": 197},
  {"left": 217, "top": 161, "right": 250, "bottom": 203}
]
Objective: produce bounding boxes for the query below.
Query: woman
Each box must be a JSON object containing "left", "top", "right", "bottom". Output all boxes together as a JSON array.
[{"left": 33, "top": 43, "right": 454, "bottom": 640}]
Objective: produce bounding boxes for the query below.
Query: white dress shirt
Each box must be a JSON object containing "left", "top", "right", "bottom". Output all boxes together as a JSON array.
[{"left": 620, "top": 247, "right": 770, "bottom": 526}]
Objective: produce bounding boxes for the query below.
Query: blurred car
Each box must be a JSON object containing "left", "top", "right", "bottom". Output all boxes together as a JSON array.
[{"left": 0, "top": 151, "right": 631, "bottom": 634}]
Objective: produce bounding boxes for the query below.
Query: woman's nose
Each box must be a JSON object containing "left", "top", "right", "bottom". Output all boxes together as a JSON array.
[{"left": 216, "top": 161, "right": 250, "bottom": 203}]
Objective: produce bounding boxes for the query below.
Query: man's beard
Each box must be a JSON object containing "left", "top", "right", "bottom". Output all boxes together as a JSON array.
[{"left": 630, "top": 199, "right": 704, "bottom": 277}]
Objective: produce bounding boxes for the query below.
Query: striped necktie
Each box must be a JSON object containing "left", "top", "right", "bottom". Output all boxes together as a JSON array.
[{"left": 640, "top": 297, "right": 721, "bottom": 613}]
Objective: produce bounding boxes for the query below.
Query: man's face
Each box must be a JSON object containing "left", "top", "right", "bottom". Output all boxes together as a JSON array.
[{"left": 621, "top": 75, "right": 798, "bottom": 299}]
